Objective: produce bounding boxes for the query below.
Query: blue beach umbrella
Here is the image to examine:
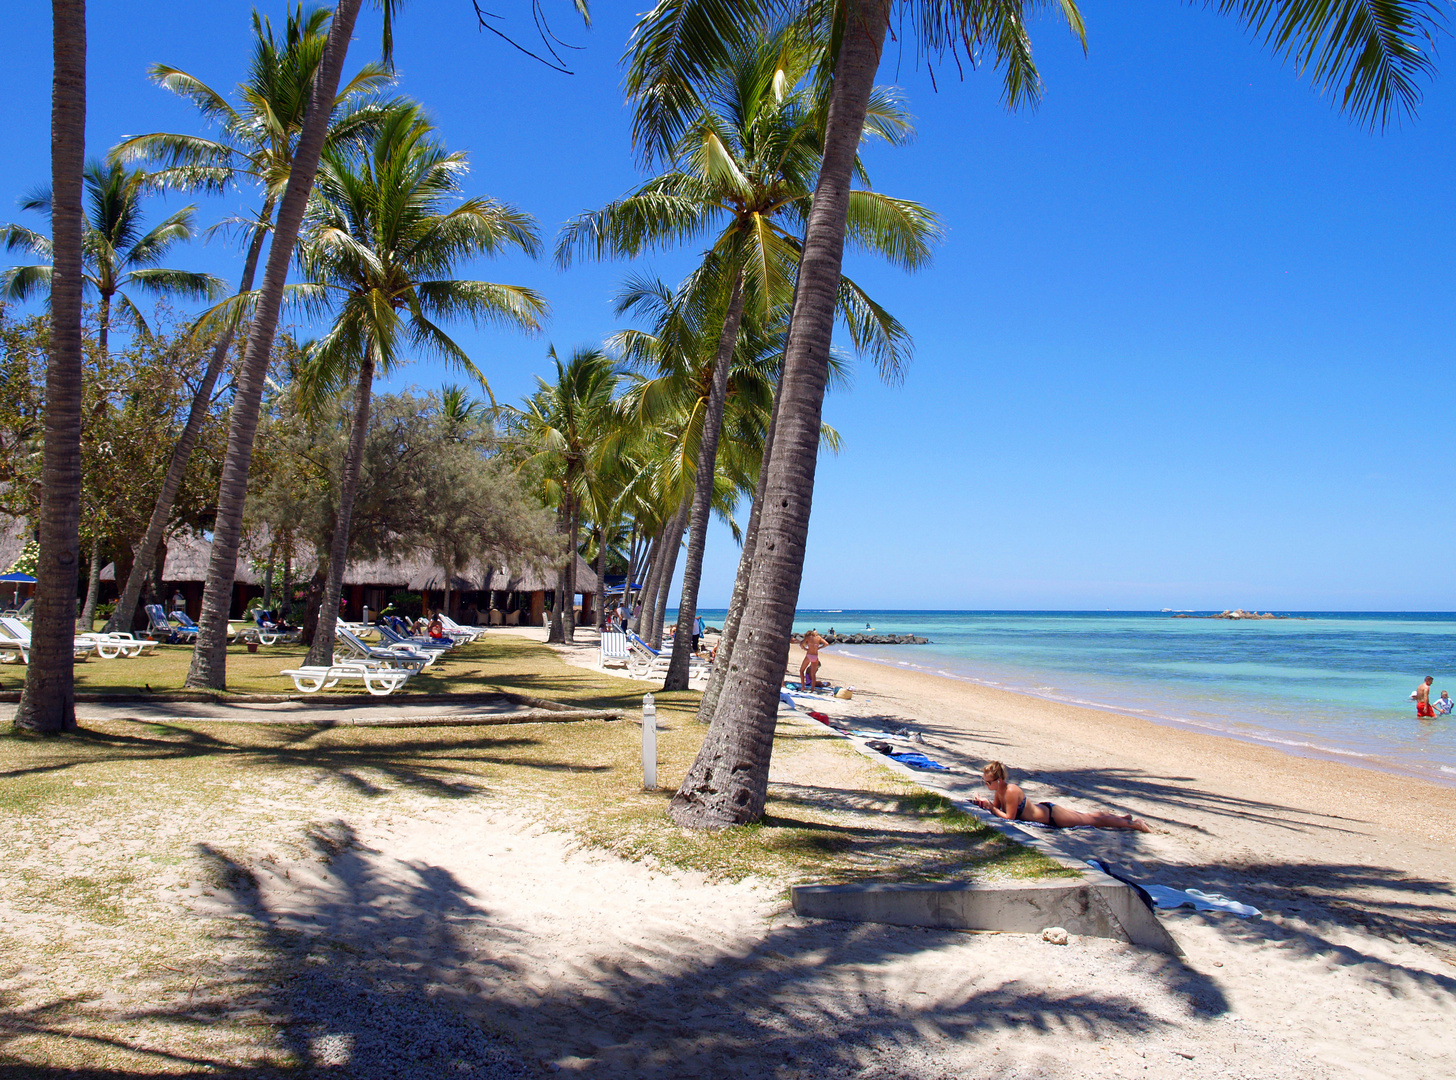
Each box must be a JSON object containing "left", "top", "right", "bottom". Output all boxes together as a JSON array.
[{"left": 1, "top": 571, "right": 35, "bottom": 607}]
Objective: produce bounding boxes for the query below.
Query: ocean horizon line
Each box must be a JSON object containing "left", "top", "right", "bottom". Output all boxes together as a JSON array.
[{"left": 675, "top": 608, "right": 1456, "bottom": 617}]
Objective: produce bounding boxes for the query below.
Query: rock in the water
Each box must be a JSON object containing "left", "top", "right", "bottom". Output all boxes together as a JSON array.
[{"left": 1041, "top": 927, "right": 1070, "bottom": 946}]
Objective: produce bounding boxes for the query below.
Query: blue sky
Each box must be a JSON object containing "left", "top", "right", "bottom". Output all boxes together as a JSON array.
[{"left": 1, "top": 2, "right": 1452, "bottom": 610}]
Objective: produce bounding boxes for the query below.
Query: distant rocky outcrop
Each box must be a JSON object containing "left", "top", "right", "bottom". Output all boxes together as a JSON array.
[
  {"left": 1173, "top": 609, "right": 1301, "bottom": 621},
  {"left": 792, "top": 631, "right": 930, "bottom": 645}
]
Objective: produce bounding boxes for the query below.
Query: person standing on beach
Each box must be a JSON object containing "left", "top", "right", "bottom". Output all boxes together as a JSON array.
[
  {"left": 1416, "top": 676, "right": 1436, "bottom": 718},
  {"left": 799, "top": 629, "right": 828, "bottom": 688}
]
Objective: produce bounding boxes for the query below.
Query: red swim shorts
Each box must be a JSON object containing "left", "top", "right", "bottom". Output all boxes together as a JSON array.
[{"left": 1418, "top": 701, "right": 1436, "bottom": 717}]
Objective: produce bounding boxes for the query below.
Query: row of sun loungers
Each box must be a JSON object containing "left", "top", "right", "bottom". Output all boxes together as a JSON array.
[{"left": 280, "top": 620, "right": 471, "bottom": 696}]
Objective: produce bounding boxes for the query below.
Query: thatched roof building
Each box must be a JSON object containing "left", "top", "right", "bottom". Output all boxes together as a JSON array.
[{"left": 99, "top": 531, "right": 599, "bottom": 625}]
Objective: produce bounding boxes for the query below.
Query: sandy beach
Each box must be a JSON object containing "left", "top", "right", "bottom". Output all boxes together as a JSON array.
[
  {"left": 796, "top": 642, "right": 1456, "bottom": 924},
  {"left": 3, "top": 629, "right": 1454, "bottom": 1078}
]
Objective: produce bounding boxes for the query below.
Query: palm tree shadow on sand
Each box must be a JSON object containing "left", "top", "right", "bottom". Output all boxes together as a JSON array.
[{"left": 0, "top": 818, "right": 1221, "bottom": 1079}]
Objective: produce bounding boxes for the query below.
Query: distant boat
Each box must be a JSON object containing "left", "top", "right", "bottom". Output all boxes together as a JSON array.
[{"left": 1161, "top": 608, "right": 1171, "bottom": 612}]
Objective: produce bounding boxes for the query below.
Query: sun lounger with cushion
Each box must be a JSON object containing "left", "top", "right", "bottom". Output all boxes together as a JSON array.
[
  {"left": 438, "top": 614, "right": 484, "bottom": 642},
  {"left": 376, "top": 622, "right": 452, "bottom": 653},
  {"left": 334, "top": 624, "right": 433, "bottom": 670},
  {"left": 623, "top": 630, "right": 710, "bottom": 680}
]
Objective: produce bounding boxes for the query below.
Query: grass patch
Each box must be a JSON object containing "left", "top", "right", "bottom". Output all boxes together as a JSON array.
[{"left": 1, "top": 633, "right": 1065, "bottom": 889}]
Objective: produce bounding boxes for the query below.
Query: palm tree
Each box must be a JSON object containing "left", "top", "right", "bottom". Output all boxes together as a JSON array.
[
  {"left": 104, "top": 3, "right": 395, "bottom": 635},
  {"left": 509, "top": 348, "right": 621, "bottom": 644},
  {"left": 626, "top": 0, "right": 1445, "bottom": 827},
  {"left": 13, "top": 0, "right": 86, "bottom": 735},
  {"left": 1, "top": 161, "right": 223, "bottom": 358},
  {"left": 561, "top": 27, "right": 935, "bottom": 690},
  {"left": 294, "top": 102, "right": 546, "bottom": 668},
  {"left": 186, "top": 0, "right": 589, "bottom": 689},
  {"left": 185, "top": 0, "right": 370, "bottom": 689},
  {"left": 2, "top": 160, "right": 223, "bottom": 635}
]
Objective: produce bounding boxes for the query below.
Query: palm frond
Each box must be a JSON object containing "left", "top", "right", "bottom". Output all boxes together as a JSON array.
[
  {"left": 0, "top": 263, "right": 54, "bottom": 303},
  {"left": 1207, "top": 0, "right": 1444, "bottom": 128},
  {"left": 622, "top": 0, "right": 779, "bottom": 164},
  {"left": 842, "top": 189, "right": 942, "bottom": 271},
  {"left": 0, "top": 224, "right": 53, "bottom": 258},
  {"left": 836, "top": 272, "right": 913, "bottom": 384},
  {"left": 124, "top": 267, "right": 227, "bottom": 301}
]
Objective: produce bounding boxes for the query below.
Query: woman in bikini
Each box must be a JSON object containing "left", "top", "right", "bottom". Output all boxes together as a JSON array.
[
  {"left": 972, "top": 760, "right": 1149, "bottom": 831},
  {"left": 799, "top": 629, "right": 828, "bottom": 688}
]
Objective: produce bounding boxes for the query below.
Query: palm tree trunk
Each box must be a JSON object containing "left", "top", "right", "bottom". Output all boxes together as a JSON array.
[
  {"left": 77, "top": 535, "right": 101, "bottom": 632},
  {"left": 595, "top": 527, "right": 607, "bottom": 631},
  {"left": 262, "top": 537, "right": 277, "bottom": 611},
  {"left": 300, "top": 564, "right": 326, "bottom": 645},
  {"left": 280, "top": 535, "right": 293, "bottom": 623},
  {"left": 664, "top": 272, "right": 744, "bottom": 690},
  {"left": 563, "top": 498, "right": 578, "bottom": 643},
  {"left": 626, "top": 528, "right": 650, "bottom": 631},
  {"left": 96, "top": 293, "right": 110, "bottom": 363},
  {"left": 632, "top": 525, "right": 665, "bottom": 635},
  {"left": 305, "top": 354, "right": 373, "bottom": 667},
  {"left": 696, "top": 368, "right": 782, "bottom": 723},
  {"left": 650, "top": 500, "right": 689, "bottom": 649},
  {"left": 15, "top": 0, "right": 87, "bottom": 735},
  {"left": 186, "top": 0, "right": 364, "bottom": 689},
  {"left": 547, "top": 504, "right": 567, "bottom": 643},
  {"left": 108, "top": 202, "right": 274, "bottom": 635},
  {"left": 669, "top": 0, "right": 890, "bottom": 827},
  {"left": 441, "top": 553, "right": 452, "bottom": 622}
]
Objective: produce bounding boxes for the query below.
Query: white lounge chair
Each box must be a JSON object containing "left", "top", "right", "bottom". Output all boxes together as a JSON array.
[
  {"left": 438, "top": 614, "right": 485, "bottom": 642},
  {"left": 600, "top": 630, "right": 630, "bottom": 669},
  {"left": 624, "top": 630, "right": 710, "bottom": 680},
  {"left": 0, "top": 617, "right": 96, "bottom": 663},
  {"left": 280, "top": 663, "right": 412, "bottom": 696},
  {"left": 78, "top": 631, "right": 155, "bottom": 659},
  {"left": 333, "top": 624, "right": 432, "bottom": 671}
]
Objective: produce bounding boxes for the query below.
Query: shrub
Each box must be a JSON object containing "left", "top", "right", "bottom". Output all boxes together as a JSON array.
[{"left": 385, "top": 591, "right": 423, "bottom": 619}]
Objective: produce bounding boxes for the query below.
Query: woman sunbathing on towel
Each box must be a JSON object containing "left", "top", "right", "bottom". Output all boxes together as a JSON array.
[{"left": 972, "top": 760, "right": 1150, "bottom": 832}]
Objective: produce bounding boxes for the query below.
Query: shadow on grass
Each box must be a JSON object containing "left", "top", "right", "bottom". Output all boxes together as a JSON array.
[
  {"left": 0, "top": 722, "right": 607, "bottom": 802},
  {"left": 0, "top": 819, "right": 1215, "bottom": 1079}
]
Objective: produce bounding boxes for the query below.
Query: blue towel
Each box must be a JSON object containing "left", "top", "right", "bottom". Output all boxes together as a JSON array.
[{"left": 888, "top": 751, "right": 950, "bottom": 771}]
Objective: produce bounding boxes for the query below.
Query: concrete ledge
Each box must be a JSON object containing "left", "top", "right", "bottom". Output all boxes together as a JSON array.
[{"left": 791, "top": 877, "right": 1182, "bottom": 955}]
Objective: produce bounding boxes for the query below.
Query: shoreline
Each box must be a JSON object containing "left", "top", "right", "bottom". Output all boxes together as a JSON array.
[
  {"left": 829, "top": 644, "right": 1456, "bottom": 790},
  {"left": 793, "top": 643, "right": 1456, "bottom": 958}
]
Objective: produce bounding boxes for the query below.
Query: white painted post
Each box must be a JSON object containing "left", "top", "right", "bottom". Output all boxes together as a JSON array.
[{"left": 641, "top": 692, "right": 657, "bottom": 790}]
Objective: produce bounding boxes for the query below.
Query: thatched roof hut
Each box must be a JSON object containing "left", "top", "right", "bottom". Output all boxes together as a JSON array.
[{"left": 99, "top": 531, "right": 599, "bottom": 597}]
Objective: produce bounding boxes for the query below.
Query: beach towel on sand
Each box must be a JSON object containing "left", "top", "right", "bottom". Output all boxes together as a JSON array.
[
  {"left": 889, "top": 751, "right": 951, "bottom": 771},
  {"left": 1143, "top": 886, "right": 1261, "bottom": 917},
  {"left": 1085, "top": 859, "right": 1260, "bottom": 917}
]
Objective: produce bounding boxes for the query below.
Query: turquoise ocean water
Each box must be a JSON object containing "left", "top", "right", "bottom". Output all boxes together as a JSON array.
[{"left": 685, "top": 610, "right": 1456, "bottom": 787}]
